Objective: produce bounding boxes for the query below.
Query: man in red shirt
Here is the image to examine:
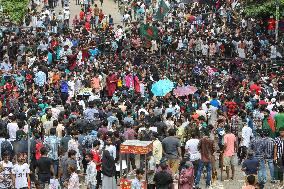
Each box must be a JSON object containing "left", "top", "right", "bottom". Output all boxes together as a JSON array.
[
  {"left": 267, "top": 16, "right": 276, "bottom": 35},
  {"left": 79, "top": 9, "right": 85, "bottom": 21},
  {"left": 225, "top": 96, "right": 238, "bottom": 119},
  {"left": 250, "top": 81, "right": 261, "bottom": 95},
  {"left": 91, "top": 140, "right": 102, "bottom": 189}
]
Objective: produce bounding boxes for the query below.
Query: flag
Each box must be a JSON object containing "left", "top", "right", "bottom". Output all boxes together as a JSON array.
[
  {"left": 155, "top": 0, "right": 170, "bottom": 21},
  {"left": 139, "top": 24, "right": 159, "bottom": 40}
]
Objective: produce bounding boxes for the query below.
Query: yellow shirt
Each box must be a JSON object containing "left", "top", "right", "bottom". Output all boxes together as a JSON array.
[
  {"left": 117, "top": 79, "right": 122, "bottom": 87},
  {"left": 153, "top": 139, "right": 162, "bottom": 164}
]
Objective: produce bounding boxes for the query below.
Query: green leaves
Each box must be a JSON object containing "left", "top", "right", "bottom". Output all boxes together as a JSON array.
[
  {"left": 244, "top": 0, "right": 284, "bottom": 18},
  {"left": 2, "top": 0, "right": 30, "bottom": 23}
]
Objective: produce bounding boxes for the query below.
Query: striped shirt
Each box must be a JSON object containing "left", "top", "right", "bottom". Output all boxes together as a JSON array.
[
  {"left": 274, "top": 137, "right": 284, "bottom": 159},
  {"left": 263, "top": 137, "right": 274, "bottom": 159}
]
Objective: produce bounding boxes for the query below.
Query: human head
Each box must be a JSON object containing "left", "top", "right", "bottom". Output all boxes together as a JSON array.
[
  {"left": 280, "top": 127, "right": 284, "bottom": 137},
  {"left": 85, "top": 152, "right": 93, "bottom": 163},
  {"left": 68, "top": 149, "right": 77, "bottom": 159},
  {"left": 40, "top": 147, "right": 48, "bottom": 156},
  {"left": 50, "top": 127, "right": 56, "bottom": 136},
  {"left": 168, "top": 128, "right": 175, "bottom": 136},
  {"left": 105, "top": 137, "right": 112, "bottom": 145},
  {"left": 246, "top": 175, "right": 256, "bottom": 185},
  {"left": 2, "top": 151, "right": 10, "bottom": 162},
  {"left": 135, "top": 168, "right": 145, "bottom": 180},
  {"left": 68, "top": 164, "right": 76, "bottom": 174},
  {"left": 93, "top": 140, "right": 101, "bottom": 150}
]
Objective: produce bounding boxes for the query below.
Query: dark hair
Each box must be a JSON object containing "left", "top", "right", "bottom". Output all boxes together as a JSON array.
[
  {"left": 68, "top": 149, "right": 77, "bottom": 157},
  {"left": 85, "top": 151, "right": 93, "bottom": 159},
  {"left": 246, "top": 175, "right": 256, "bottom": 185},
  {"left": 168, "top": 129, "right": 175, "bottom": 136},
  {"left": 50, "top": 128, "right": 56, "bottom": 135},
  {"left": 136, "top": 168, "right": 145, "bottom": 175},
  {"left": 40, "top": 147, "right": 48, "bottom": 155},
  {"left": 93, "top": 140, "right": 101, "bottom": 147}
]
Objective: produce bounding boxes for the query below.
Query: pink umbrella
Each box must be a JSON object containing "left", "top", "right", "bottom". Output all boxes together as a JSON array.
[{"left": 174, "top": 85, "right": 198, "bottom": 96}]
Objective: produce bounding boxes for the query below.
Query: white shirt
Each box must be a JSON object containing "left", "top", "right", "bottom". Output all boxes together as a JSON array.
[
  {"left": 241, "top": 126, "right": 253, "bottom": 148},
  {"left": 105, "top": 145, "right": 116, "bottom": 160},
  {"left": 12, "top": 163, "right": 30, "bottom": 189},
  {"left": 7, "top": 122, "right": 18, "bottom": 141},
  {"left": 185, "top": 139, "right": 201, "bottom": 161},
  {"left": 51, "top": 107, "right": 61, "bottom": 120}
]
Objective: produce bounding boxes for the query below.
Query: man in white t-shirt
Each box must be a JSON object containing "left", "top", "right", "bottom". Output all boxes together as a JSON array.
[
  {"left": 185, "top": 133, "right": 200, "bottom": 174},
  {"left": 239, "top": 124, "right": 253, "bottom": 163},
  {"left": 6, "top": 114, "right": 18, "bottom": 142},
  {"left": 12, "top": 155, "right": 30, "bottom": 189}
]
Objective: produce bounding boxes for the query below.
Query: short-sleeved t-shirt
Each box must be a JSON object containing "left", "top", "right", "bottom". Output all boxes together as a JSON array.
[
  {"left": 223, "top": 133, "right": 236, "bottom": 157},
  {"left": 36, "top": 157, "right": 53, "bottom": 174},
  {"left": 12, "top": 163, "right": 30, "bottom": 189},
  {"left": 91, "top": 149, "right": 101, "bottom": 171},
  {"left": 162, "top": 136, "right": 181, "bottom": 159},
  {"left": 242, "top": 158, "right": 259, "bottom": 175}
]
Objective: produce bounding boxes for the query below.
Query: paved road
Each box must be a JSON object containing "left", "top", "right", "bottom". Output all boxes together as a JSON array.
[{"left": 52, "top": 0, "right": 122, "bottom": 27}]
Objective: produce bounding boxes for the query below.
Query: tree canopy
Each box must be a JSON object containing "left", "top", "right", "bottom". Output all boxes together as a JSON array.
[
  {"left": 2, "top": 0, "right": 30, "bottom": 23},
  {"left": 244, "top": 0, "right": 284, "bottom": 18}
]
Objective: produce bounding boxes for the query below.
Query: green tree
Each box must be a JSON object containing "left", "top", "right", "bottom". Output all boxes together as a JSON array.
[
  {"left": 2, "top": 0, "right": 30, "bottom": 23},
  {"left": 244, "top": 0, "right": 284, "bottom": 18}
]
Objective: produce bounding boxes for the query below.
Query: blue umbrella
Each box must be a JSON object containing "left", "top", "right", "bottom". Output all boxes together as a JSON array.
[{"left": 151, "top": 79, "right": 174, "bottom": 96}]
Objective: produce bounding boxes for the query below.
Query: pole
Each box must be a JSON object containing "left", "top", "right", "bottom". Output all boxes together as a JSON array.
[
  {"left": 275, "top": 0, "right": 280, "bottom": 41},
  {"left": 27, "top": 124, "right": 31, "bottom": 164}
]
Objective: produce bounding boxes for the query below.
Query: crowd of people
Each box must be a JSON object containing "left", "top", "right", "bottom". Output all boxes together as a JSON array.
[{"left": 0, "top": 0, "right": 284, "bottom": 188}]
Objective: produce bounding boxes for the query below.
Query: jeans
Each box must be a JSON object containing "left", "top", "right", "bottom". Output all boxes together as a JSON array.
[
  {"left": 53, "top": 159, "right": 59, "bottom": 177},
  {"left": 258, "top": 159, "right": 267, "bottom": 184},
  {"left": 195, "top": 160, "right": 212, "bottom": 187},
  {"left": 267, "top": 159, "right": 275, "bottom": 181}
]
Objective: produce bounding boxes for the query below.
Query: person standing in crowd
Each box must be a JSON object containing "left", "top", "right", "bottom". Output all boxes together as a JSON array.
[
  {"left": 131, "top": 168, "right": 145, "bottom": 189},
  {"left": 61, "top": 150, "right": 77, "bottom": 184},
  {"left": 0, "top": 152, "right": 13, "bottom": 189},
  {"left": 223, "top": 125, "right": 237, "bottom": 180},
  {"left": 250, "top": 130, "right": 267, "bottom": 189},
  {"left": 91, "top": 140, "right": 102, "bottom": 189},
  {"left": 239, "top": 123, "right": 253, "bottom": 164},
  {"left": 185, "top": 132, "right": 200, "bottom": 177},
  {"left": 195, "top": 129, "right": 215, "bottom": 189},
  {"left": 154, "top": 163, "right": 173, "bottom": 189},
  {"left": 262, "top": 129, "right": 276, "bottom": 183},
  {"left": 36, "top": 147, "right": 54, "bottom": 189},
  {"left": 85, "top": 152, "right": 97, "bottom": 189},
  {"left": 66, "top": 165, "right": 79, "bottom": 189},
  {"left": 12, "top": 154, "right": 30, "bottom": 189},
  {"left": 44, "top": 127, "right": 60, "bottom": 176},
  {"left": 274, "top": 127, "right": 284, "bottom": 187},
  {"left": 101, "top": 150, "right": 116, "bottom": 189},
  {"left": 162, "top": 128, "right": 182, "bottom": 176},
  {"left": 275, "top": 107, "right": 284, "bottom": 135}
]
